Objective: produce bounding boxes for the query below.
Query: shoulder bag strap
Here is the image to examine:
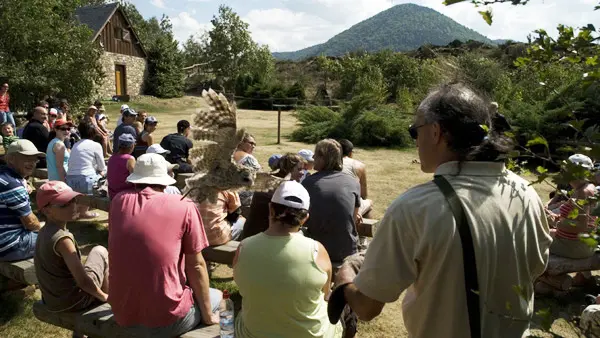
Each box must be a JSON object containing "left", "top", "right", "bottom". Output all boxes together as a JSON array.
[{"left": 433, "top": 175, "right": 481, "bottom": 338}]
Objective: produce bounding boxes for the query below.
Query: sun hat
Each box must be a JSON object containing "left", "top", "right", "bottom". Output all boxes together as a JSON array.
[
  {"left": 126, "top": 153, "right": 177, "bottom": 186},
  {"left": 120, "top": 104, "right": 129, "bottom": 112},
  {"left": 298, "top": 149, "right": 314, "bottom": 162},
  {"left": 36, "top": 181, "right": 81, "bottom": 209},
  {"left": 88, "top": 105, "right": 98, "bottom": 111},
  {"left": 568, "top": 154, "right": 593, "bottom": 170},
  {"left": 49, "top": 108, "right": 58, "bottom": 116},
  {"left": 118, "top": 133, "right": 136, "bottom": 148},
  {"left": 53, "top": 119, "right": 73, "bottom": 129},
  {"left": 146, "top": 144, "right": 170, "bottom": 155},
  {"left": 268, "top": 154, "right": 282, "bottom": 170},
  {"left": 122, "top": 108, "right": 137, "bottom": 117},
  {"left": 271, "top": 181, "right": 310, "bottom": 210},
  {"left": 145, "top": 116, "right": 158, "bottom": 124},
  {"left": 7, "top": 139, "right": 45, "bottom": 157}
]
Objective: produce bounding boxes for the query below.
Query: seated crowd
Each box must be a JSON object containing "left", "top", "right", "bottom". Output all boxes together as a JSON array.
[{"left": 0, "top": 83, "right": 569, "bottom": 338}]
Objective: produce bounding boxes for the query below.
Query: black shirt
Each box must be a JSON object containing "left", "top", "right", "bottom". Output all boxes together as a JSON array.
[
  {"left": 160, "top": 133, "right": 193, "bottom": 165},
  {"left": 22, "top": 120, "right": 49, "bottom": 168}
]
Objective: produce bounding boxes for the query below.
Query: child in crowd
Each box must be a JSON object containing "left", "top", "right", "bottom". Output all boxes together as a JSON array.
[
  {"left": 298, "top": 149, "right": 315, "bottom": 183},
  {"left": 107, "top": 134, "right": 136, "bottom": 200},
  {"left": 34, "top": 181, "right": 109, "bottom": 312},
  {"left": 1, "top": 122, "right": 19, "bottom": 151},
  {"left": 48, "top": 109, "right": 58, "bottom": 129}
]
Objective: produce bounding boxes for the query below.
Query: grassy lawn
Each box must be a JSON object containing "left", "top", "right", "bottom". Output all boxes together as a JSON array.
[{"left": 0, "top": 95, "right": 586, "bottom": 337}]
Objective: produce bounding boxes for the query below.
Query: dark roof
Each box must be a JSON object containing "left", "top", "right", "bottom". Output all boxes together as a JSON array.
[{"left": 75, "top": 3, "right": 119, "bottom": 41}]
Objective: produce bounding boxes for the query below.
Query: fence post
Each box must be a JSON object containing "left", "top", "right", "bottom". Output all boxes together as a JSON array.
[{"left": 277, "top": 108, "right": 281, "bottom": 145}]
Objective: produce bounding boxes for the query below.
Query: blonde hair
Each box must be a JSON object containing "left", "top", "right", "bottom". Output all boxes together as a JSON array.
[
  {"left": 315, "top": 139, "right": 343, "bottom": 171},
  {"left": 277, "top": 153, "right": 305, "bottom": 176}
]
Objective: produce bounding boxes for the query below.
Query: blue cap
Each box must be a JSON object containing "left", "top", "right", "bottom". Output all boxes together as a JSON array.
[
  {"left": 118, "top": 133, "right": 136, "bottom": 147},
  {"left": 268, "top": 154, "right": 282, "bottom": 170}
]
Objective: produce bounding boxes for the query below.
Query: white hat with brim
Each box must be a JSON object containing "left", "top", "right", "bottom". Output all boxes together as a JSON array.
[
  {"left": 271, "top": 180, "right": 310, "bottom": 210},
  {"left": 7, "top": 139, "right": 46, "bottom": 157},
  {"left": 568, "top": 153, "right": 593, "bottom": 170},
  {"left": 126, "top": 153, "right": 177, "bottom": 186},
  {"left": 146, "top": 144, "right": 170, "bottom": 155}
]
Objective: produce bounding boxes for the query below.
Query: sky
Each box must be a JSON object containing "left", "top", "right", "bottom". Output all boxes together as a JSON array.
[{"left": 128, "top": 0, "right": 600, "bottom": 52}]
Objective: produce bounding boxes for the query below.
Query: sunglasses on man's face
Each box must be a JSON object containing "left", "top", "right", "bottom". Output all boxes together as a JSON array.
[
  {"left": 57, "top": 127, "right": 70, "bottom": 131},
  {"left": 408, "top": 124, "right": 427, "bottom": 140},
  {"left": 246, "top": 141, "right": 256, "bottom": 146}
]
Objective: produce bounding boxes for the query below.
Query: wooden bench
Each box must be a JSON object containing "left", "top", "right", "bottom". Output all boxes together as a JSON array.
[
  {"left": 357, "top": 218, "right": 378, "bottom": 237},
  {"left": 535, "top": 252, "right": 600, "bottom": 296},
  {"left": 34, "top": 168, "right": 48, "bottom": 179},
  {"left": 33, "top": 301, "right": 219, "bottom": 338},
  {"left": 0, "top": 258, "right": 38, "bottom": 286}
]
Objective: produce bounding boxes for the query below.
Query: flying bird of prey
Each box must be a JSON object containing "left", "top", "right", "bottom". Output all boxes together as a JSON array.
[{"left": 183, "top": 89, "right": 284, "bottom": 203}]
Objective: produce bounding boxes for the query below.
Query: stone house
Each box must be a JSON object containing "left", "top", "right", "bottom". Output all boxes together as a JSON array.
[{"left": 75, "top": 3, "right": 148, "bottom": 99}]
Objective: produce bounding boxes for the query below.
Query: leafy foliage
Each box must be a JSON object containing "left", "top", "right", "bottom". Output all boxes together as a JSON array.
[
  {"left": 273, "top": 4, "right": 494, "bottom": 61},
  {"left": 0, "top": 0, "right": 104, "bottom": 111}
]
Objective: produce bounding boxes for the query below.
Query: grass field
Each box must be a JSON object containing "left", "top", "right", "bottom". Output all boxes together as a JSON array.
[{"left": 0, "top": 95, "right": 587, "bottom": 337}]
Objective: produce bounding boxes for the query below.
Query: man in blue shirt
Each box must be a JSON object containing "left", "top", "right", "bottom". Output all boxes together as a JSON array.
[
  {"left": 112, "top": 108, "right": 138, "bottom": 153},
  {"left": 0, "top": 139, "right": 45, "bottom": 261}
]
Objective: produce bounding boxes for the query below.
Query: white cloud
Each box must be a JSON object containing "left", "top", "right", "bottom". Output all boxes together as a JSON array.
[
  {"left": 170, "top": 12, "right": 210, "bottom": 44},
  {"left": 150, "top": 0, "right": 166, "bottom": 9}
]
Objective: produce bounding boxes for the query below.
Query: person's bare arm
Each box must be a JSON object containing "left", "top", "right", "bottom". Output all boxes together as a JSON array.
[
  {"left": 20, "top": 213, "right": 42, "bottom": 231},
  {"left": 185, "top": 252, "right": 219, "bottom": 325},
  {"left": 126, "top": 157, "right": 136, "bottom": 173},
  {"left": 56, "top": 237, "right": 108, "bottom": 302},
  {"left": 354, "top": 207, "right": 361, "bottom": 231},
  {"left": 315, "top": 242, "right": 333, "bottom": 298},
  {"left": 356, "top": 163, "right": 368, "bottom": 199},
  {"left": 146, "top": 133, "right": 154, "bottom": 145},
  {"left": 344, "top": 283, "right": 385, "bottom": 321},
  {"left": 54, "top": 142, "right": 67, "bottom": 182}
]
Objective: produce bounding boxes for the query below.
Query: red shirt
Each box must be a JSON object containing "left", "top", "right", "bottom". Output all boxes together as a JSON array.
[
  {"left": 108, "top": 187, "right": 209, "bottom": 327},
  {"left": 0, "top": 93, "right": 9, "bottom": 112}
]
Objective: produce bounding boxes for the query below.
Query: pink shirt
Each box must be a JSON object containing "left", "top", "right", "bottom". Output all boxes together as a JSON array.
[
  {"left": 197, "top": 191, "right": 241, "bottom": 245},
  {"left": 108, "top": 187, "right": 209, "bottom": 327},
  {"left": 107, "top": 153, "right": 134, "bottom": 199}
]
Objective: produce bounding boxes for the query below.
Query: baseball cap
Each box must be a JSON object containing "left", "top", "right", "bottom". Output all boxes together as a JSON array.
[
  {"left": 7, "top": 139, "right": 45, "bottom": 157},
  {"left": 271, "top": 181, "right": 310, "bottom": 210},
  {"left": 146, "top": 144, "right": 170, "bottom": 155},
  {"left": 96, "top": 113, "right": 107, "bottom": 121},
  {"left": 127, "top": 153, "right": 177, "bottom": 186},
  {"left": 568, "top": 154, "right": 593, "bottom": 170},
  {"left": 53, "top": 119, "right": 73, "bottom": 129},
  {"left": 36, "top": 181, "right": 81, "bottom": 209},
  {"left": 122, "top": 108, "right": 137, "bottom": 117},
  {"left": 49, "top": 108, "right": 58, "bottom": 116},
  {"left": 88, "top": 105, "right": 98, "bottom": 111},
  {"left": 118, "top": 133, "right": 136, "bottom": 148},
  {"left": 177, "top": 120, "right": 190, "bottom": 132},
  {"left": 298, "top": 149, "right": 314, "bottom": 162},
  {"left": 120, "top": 104, "right": 130, "bottom": 112},
  {"left": 268, "top": 154, "right": 282, "bottom": 170},
  {"left": 145, "top": 116, "right": 158, "bottom": 124}
]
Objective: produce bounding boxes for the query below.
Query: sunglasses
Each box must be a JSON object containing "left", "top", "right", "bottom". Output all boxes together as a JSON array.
[
  {"left": 246, "top": 141, "right": 257, "bottom": 146},
  {"left": 57, "top": 127, "right": 70, "bottom": 131},
  {"left": 408, "top": 124, "right": 427, "bottom": 140}
]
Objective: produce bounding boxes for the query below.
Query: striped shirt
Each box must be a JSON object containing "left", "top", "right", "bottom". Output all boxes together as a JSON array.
[
  {"left": 556, "top": 201, "right": 597, "bottom": 240},
  {"left": 0, "top": 166, "right": 33, "bottom": 256}
]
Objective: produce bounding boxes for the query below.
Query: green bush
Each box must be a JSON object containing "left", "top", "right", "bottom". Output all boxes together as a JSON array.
[
  {"left": 291, "top": 106, "right": 343, "bottom": 143},
  {"left": 350, "top": 105, "right": 413, "bottom": 147}
]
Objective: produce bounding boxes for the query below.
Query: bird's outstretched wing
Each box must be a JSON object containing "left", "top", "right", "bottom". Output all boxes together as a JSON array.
[
  {"left": 189, "top": 89, "right": 244, "bottom": 172},
  {"left": 249, "top": 173, "right": 288, "bottom": 192}
]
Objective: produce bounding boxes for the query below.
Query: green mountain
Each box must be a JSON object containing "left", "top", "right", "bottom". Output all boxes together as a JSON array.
[{"left": 272, "top": 3, "right": 494, "bottom": 61}]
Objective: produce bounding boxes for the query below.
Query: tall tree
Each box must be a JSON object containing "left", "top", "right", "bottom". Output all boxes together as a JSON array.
[
  {"left": 0, "top": 0, "right": 103, "bottom": 110},
  {"left": 200, "top": 5, "right": 275, "bottom": 93},
  {"left": 145, "top": 16, "right": 185, "bottom": 98}
]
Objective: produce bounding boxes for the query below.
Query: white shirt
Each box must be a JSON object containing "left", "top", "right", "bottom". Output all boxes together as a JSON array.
[
  {"left": 165, "top": 186, "right": 181, "bottom": 195},
  {"left": 354, "top": 161, "right": 551, "bottom": 338},
  {"left": 67, "top": 139, "right": 106, "bottom": 176}
]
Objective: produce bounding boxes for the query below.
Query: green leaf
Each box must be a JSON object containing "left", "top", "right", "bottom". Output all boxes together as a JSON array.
[
  {"left": 505, "top": 301, "right": 512, "bottom": 311},
  {"left": 526, "top": 136, "right": 549, "bottom": 148},
  {"left": 567, "top": 207, "right": 579, "bottom": 220},
  {"left": 579, "top": 234, "right": 598, "bottom": 248},
  {"left": 512, "top": 285, "right": 527, "bottom": 301},
  {"left": 478, "top": 10, "right": 493, "bottom": 25},
  {"left": 535, "top": 308, "right": 553, "bottom": 332},
  {"left": 442, "top": 0, "right": 466, "bottom": 5},
  {"left": 536, "top": 166, "right": 548, "bottom": 174}
]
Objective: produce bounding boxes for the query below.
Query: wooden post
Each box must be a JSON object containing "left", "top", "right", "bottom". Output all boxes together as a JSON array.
[{"left": 277, "top": 108, "right": 281, "bottom": 145}]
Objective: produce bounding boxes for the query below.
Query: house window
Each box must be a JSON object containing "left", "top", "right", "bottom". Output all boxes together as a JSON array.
[
  {"left": 114, "top": 27, "right": 122, "bottom": 40},
  {"left": 122, "top": 29, "right": 131, "bottom": 42}
]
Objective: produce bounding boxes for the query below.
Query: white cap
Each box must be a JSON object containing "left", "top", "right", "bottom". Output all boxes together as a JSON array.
[
  {"left": 568, "top": 154, "right": 593, "bottom": 170},
  {"left": 49, "top": 108, "right": 58, "bottom": 116},
  {"left": 271, "top": 181, "right": 310, "bottom": 210},
  {"left": 120, "top": 104, "right": 129, "bottom": 112},
  {"left": 146, "top": 144, "right": 170, "bottom": 155},
  {"left": 298, "top": 149, "right": 314, "bottom": 162},
  {"left": 126, "top": 153, "right": 177, "bottom": 186}
]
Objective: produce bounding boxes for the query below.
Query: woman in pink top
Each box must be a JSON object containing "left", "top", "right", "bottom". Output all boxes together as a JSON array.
[{"left": 107, "top": 134, "right": 136, "bottom": 199}]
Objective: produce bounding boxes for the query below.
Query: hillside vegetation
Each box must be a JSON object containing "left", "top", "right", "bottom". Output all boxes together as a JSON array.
[{"left": 273, "top": 4, "right": 494, "bottom": 61}]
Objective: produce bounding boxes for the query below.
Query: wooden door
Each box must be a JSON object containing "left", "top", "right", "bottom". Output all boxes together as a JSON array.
[{"left": 115, "top": 65, "right": 126, "bottom": 96}]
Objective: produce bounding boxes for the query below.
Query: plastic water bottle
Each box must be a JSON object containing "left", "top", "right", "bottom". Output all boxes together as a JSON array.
[{"left": 220, "top": 290, "right": 235, "bottom": 338}]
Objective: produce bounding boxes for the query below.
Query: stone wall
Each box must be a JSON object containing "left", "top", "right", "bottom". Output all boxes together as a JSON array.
[{"left": 97, "top": 52, "right": 147, "bottom": 99}]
